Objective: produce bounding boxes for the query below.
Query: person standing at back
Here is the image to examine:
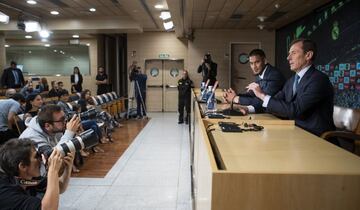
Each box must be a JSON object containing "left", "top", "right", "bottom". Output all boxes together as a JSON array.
[
  {"left": 96, "top": 67, "right": 108, "bottom": 95},
  {"left": 70, "top": 66, "right": 83, "bottom": 93},
  {"left": 197, "top": 53, "right": 217, "bottom": 86},
  {"left": 1, "top": 61, "right": 25, "bottom": 88},
  {"left": 246, "top": 38, "right": 335, "bottom": 137},
  {"left": 178, "top": 70, "right": 194, "bottom": 124}
]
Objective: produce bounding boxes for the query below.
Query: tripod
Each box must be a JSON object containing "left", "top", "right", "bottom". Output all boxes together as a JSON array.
[{"left": 134, "top": 80, "right": 147, "bottom": 118}]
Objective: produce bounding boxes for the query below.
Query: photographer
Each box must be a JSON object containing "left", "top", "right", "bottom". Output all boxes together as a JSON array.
[
  {"left": 19, "top": 104, "right": 81, "bottom": 157},
  {"left": 0, "top": 138, "right": 74, "bottom": 209},
  {"left": 197, "top": 53, "right": 217, "bottom": 86}
]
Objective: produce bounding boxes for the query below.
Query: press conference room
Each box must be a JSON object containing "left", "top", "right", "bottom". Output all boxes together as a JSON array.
[{"left": 0, "top": 0, "right": 359, "bottom": 209}]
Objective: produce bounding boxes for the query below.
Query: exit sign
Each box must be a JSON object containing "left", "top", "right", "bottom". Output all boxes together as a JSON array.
[{"left": 159, "top": 53, "right": 170, "bottom": 58}]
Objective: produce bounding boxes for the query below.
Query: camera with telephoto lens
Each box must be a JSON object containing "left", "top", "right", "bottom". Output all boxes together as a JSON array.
[
  {"left": 66, "top": 108, "right": 98, "bottom": 121},
  {"left": 42, "top": 129, "right": 99, "bottom": 157}
]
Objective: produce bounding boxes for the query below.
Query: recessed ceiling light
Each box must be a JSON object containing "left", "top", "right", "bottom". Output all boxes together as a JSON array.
[
  {"left": 27, "top": 0, "right": 37, "bottom": 5},
  {"left": 25, "top": 35, "right": 32, "bottom": 39},
  {"left": 44, "top": 44, "right": 51, "bottom": 47},
  {"left": 257, "top": 16, "right": 267, "bottom": 22},
  {"left": 53, "top": 50, "right": 57, "bottom": 52},
  {"left": 154, "top": 4, "right": 164, "bottom": 9},
  {"left": 163, "top": 21, "right": 174, "bottom": 30},
  {"left": 50, "top": 11, "right": 59, "bottom": 15},
  {"left": 72, "top": 34, "right": 79, "bottom": 38},
  {"left": 86, "top": 43, "right": 90, "bottom": 46},
  {"left": 89, "top": 8, "right": 96, "bottom": 12},
  {"left": 4, "top": 44, "right": 9, "bottom": 47},
  {"left": 28, "top": 51, "right": 32, "bottom": 54},
  {"left": 257, "top": 24, "right": 265, "bottom": 30}
]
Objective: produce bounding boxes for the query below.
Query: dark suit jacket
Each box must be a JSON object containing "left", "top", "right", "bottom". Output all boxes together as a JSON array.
[
  {"left": 70, "top": 74, "right": 83, "bottom": 93},
  {"left": 267, "top": 65, "right": 335, "bottom": 136},
  {"left": 197, "top": 62, "right": 217, "bottom": 86},
  {"left": 1, "top": 67, "right": 25, "bottom": 88},
  {"left": 238, "top": 64, "right": 285, "bottom": 113}
]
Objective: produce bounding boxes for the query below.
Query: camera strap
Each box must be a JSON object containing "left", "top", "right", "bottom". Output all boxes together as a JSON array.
[{"left": 15, "top": 176, "right": 43, "bottom": 187}]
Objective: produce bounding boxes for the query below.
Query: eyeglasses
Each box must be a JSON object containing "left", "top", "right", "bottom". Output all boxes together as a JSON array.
[{"left": 51, "top": 117, "right": 66, "bottom": 123}]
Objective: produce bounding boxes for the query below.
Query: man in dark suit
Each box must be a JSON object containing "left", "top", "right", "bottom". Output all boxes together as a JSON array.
[
  {"left": 197, "top": 53, "right": 217, "bottom": 86},
  {"left": 1, "top": 61, "right": 25, "bottom": 88},
  {"left": 223, "top": 49, "right": 285, "bottom": 113},
  {"left": 247, "top": 38, "right": 335, "bottom": 136}
]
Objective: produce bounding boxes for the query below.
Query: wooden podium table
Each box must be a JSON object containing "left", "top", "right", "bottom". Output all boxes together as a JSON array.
[{"left": 190, "top": 90, "right": 360, "bottom": 210}]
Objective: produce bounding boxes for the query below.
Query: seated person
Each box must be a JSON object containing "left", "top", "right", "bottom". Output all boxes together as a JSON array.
[
  {"left": 78, "top": 89, "right": 95, "bottom": 112},
  {"left": 5, "top": 88, "right": 16, "bottom": 98},
  {"left": 0, "top": 138, "right": 74, "bottom": 209},
  {"left": 48, "top": 81, "right": 60, "bottom": 98},
  {"left": 0, "top": 93, "right": 26, "bottom": 145},
  {"left": 223, "top": 49, "right": 285, "bottom": 113},
  {"left": 36, "top": 77, "right": 49, "bottom": 92},
  {"left": 57, "top": 81, "right": 69, "bottom": 96},
  {"left": 20, "top": 79, "right": 41, "bottom": 99},
  {"left": 24, "top": 93, "right": 44, "bottom": 118},
  {"left": 78, "top": 89, "right": 121, "bottom": 128}
]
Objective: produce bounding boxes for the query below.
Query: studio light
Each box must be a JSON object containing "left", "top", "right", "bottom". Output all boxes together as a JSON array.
[
  {"left": 0, "top": 11, "right": 9, "bottom": 24},
  {"left": 39, "top": 29, "right": 50, "bottom": 38},
  {"left": 24, "top": 21, "right": 41, "bottom": 32},
  {"left": 159, "top": 11, "right": 171, "bottom": 20}
]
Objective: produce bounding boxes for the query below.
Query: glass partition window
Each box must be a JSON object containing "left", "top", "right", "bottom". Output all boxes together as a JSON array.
[{"left": 5, "top": 45, "right": 90, "bottom": 76}]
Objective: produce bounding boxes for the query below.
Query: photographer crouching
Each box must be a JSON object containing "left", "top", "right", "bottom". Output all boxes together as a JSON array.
[
  {"left": 19, "top": 104, "right": 99, "bottom": 171},
  {"left": 0, "top": 138, "right": 74, "bottom": 209},
  {"left": 19, "top": 104, "right": 82, "bottom": 157}
]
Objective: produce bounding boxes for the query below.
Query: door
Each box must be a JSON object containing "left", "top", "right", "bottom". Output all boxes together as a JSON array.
[
  {"left": 231, "top": 43, "right": 260, "bottom": 94},
  {"left": 164, "top": 60, "right": 183, "bottom": 111},
  {"left": 145, "top": 60, "right": 163, "bottom": 112}
]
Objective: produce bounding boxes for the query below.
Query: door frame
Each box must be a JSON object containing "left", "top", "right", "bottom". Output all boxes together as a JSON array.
[
  {"left": 229, "top": 42, "right": 261, "bottom": 88},
  {"left": 144, "top": 58, "right": 184, "bottom": 112}
]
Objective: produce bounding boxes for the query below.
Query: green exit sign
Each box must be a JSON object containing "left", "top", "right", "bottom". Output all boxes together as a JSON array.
[{"left": 159, "top": 53, "right": 170, "bottom": 58}]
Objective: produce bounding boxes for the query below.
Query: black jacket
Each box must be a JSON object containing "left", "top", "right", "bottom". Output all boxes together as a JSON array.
[
  {"left": 70, "top": 74, "right": 83, "bottom": 93},
  {"left": 1, "top": 67, "right": 25, "bottom": 88},
  {"left": 178, "top": 78, "right": 194, "bottom": 97},
  {"left": 197, "top": 62, "right": 217, "bottom": 86},
  {"left": 238, "top": 64, "right": 285, "bottom": 113},
  {"left": 267, "top": 65, "right": 336, "bottom": 136}
]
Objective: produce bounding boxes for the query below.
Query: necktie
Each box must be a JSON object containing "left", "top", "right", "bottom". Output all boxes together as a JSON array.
[
  {"left": 292, "top": 74, "right": 300, "bottom": 96},
  {"left": 13, "top": 70, "right": 19, "bottom": 85}
]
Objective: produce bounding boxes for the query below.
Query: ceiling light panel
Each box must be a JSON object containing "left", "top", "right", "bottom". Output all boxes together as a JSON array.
[
  {"left": 50, "top": 11, "right": 59, "bottom": 15},
  {"left": 27, "top": 0, "right": 37, "bottom": 5}
]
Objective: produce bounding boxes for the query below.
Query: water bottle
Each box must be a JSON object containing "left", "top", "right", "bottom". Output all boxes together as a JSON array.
[
  {"left": 200, "top": 82, "right": 205, "bottom": 92},
  {"left": 206, "top": 89, "right": 216, "bottom": 112},
  {"left": 202, "top": 86, "right": 211, "bottom": 101}
]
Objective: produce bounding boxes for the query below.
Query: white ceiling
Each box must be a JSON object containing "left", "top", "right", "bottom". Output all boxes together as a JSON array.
[{"left": 0, "top": 0, "right": 331, "bottom": 40}]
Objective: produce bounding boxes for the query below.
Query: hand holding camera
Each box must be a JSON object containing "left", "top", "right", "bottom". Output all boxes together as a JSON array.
[
  {"left": 66, "top": 114, "right": 81, "bottom": 133},
  {"left": 47, "top": 148, "right": 63, "bottom": 175}
]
